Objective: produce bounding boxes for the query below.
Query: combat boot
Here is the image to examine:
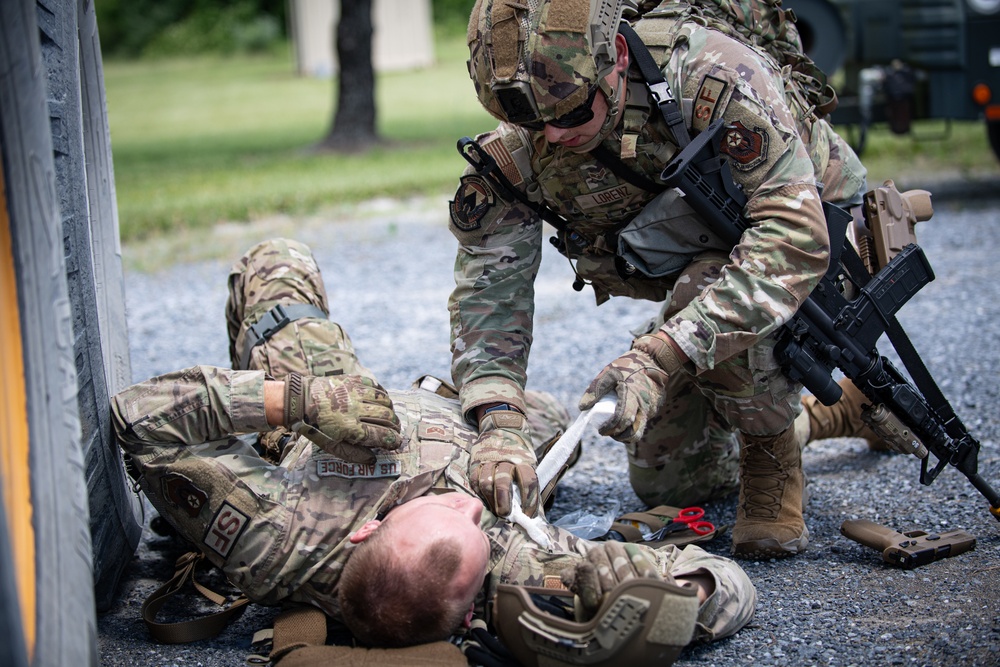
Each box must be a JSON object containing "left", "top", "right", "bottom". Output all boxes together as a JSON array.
[
  {"left": 799, "top": 378, "right": 889, "bottom": 451},
  {"left": 731, "top": 426, "right": 808, "bottom": 559}
]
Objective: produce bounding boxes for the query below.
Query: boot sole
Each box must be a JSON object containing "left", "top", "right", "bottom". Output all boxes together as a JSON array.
[{"left": 731, "top": 531, "right": 809, "bottom": 560}]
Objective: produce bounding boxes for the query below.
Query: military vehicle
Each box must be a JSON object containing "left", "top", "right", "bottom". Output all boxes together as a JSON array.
[
  {"left": 1, "top": 1, "right": 141, "bottom": 664},
  {"left": 786, "top": 0, "right": 1000, "bottom": 160}
]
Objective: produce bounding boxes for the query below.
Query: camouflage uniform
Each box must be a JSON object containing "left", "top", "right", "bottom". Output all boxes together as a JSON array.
[
  {"left": 111, "top": 238, "right": 755, "bottom": 642},
  {"left": 449, "top": 3, "right": 867, "bottom": 507}
]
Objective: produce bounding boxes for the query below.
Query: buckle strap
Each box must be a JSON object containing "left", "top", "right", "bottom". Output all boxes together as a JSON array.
[
  {"left": 618, "top": 22, "right": 691, "bottom": 149},
  {"left": 238, "top": 303, "right": 327, "bottom": 370},
  {"left": 141, "top": 551, "right": 250, "bottom": 644}
]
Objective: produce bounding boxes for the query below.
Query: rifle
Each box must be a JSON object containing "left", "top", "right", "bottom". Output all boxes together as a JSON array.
[{"left": 658, "top": 118, "right": 1000, "bottom": 519}]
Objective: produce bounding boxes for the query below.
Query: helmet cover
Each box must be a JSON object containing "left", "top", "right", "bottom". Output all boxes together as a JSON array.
[{"left": 467, "top": 0, "right": 629, "bottom": 125}]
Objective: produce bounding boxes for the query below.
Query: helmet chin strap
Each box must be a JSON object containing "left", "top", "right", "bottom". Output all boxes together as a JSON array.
[{"left": 566, "top": 71, "right": 627, "bottom": 154}]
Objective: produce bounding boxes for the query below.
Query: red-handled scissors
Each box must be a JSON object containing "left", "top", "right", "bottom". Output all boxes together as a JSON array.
[{"left": 644, "top": 506, "right": 715, "bottom": 540}]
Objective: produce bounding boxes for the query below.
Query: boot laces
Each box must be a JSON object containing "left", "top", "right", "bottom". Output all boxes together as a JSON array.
[{"left": 741, "top": 444, "right": 787, "bottom": 520}]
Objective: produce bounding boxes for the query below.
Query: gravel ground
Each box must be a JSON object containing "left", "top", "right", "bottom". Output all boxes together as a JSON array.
[{"left": 100, "top": 187, "right": 1000, "bottom": 666}]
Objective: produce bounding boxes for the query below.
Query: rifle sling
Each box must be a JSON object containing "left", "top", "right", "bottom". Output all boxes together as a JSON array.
[
  {"left": 618, "top": 22, "right": 691, "bottom": 148},
  {"left": 590, "top": 143, "right": 666, "bottom": 194}
]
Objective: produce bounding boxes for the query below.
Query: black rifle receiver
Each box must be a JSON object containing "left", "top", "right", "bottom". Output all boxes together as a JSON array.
[{"left": 659, "top": 119, "right": 1000, "bottom": 518}]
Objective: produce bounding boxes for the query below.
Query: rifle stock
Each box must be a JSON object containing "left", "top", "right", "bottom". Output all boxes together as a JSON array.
[{"left": 659, "top": 119, "right": 1000, "bottom": 518}]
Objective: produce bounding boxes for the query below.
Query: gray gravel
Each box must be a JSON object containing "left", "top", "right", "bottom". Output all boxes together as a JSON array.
[{"left": 100, "top": 190, "right": 1000, "bottom": 666}]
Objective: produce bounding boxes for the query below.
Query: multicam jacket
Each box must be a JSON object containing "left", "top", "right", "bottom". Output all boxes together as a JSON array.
[
  {"left": 112, "top": 366, "right": 754, "bottom": 639},
  {"left": 447, "top": 5, "right": 866, "bottom": 416},
  {"left": 112, "top": 367, "right": 475, "bottom": 617}
]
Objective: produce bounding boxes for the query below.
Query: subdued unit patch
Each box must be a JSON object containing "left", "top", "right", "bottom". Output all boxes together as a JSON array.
[
  {"left": 162, "top": 472, "right": 209, "bottom": 518},
  {"left": 450, "top": 175, "right": 496, "bottom": 232},
  {"left": 719, "top": 121, "right": 768, "bottom": 170}
]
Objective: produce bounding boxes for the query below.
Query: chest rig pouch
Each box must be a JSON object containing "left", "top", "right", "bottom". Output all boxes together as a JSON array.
[{"left": 615, "top": 187, "right": 730, "bottom": 277}]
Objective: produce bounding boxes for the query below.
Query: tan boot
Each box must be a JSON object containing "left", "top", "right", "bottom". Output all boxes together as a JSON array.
[
  {"left": 801, "top": 378, "right": 890, "bottom": 451},
  {"left": 731, "top": 426, "right": 808, "bottom": 559}
]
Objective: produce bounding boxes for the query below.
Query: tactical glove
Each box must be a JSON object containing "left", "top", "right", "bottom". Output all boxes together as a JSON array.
[
  {"left": 284, "top": 372, "right": 401, "bottom": 464},
  {"left": 560, "top": 542, "right": 663, "bottom": 617},
  {"left": 579, "top": 333, "right": 684, "bottom": 443},
  {"left": 470, "top": 409, "right": 539, "bottom": 519}
]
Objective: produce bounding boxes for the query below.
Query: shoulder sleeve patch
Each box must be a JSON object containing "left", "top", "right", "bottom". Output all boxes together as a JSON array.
[
  {"left": 692, "top": 74, "right": 728, "bottom": 133},
  {"left": 450, "top": 174, "right": 497, "bottom": 232},
  {"left": 481, "top": 135, "right": 524, "bottom": 187},
  {"left": 719, "top": 120, "right": 769, "bottom": 171}
]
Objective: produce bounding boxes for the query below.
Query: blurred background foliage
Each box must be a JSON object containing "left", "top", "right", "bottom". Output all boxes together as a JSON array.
[{"left": 96, "top": 0, "right": 471, "bottom": 58}]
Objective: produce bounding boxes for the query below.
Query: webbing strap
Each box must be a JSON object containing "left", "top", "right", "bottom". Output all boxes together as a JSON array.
[
  {"left": 239, "top": 303, "right": 327, "bottom": 370},
  {"left": 268, "top": 606, "right": 329, "bottom": 663},
  {"left": 141, "top": 551, "right": 250, "bottom": 644},
  {"left": 618, "top": 22, "right": 691, "bottom": 148},
  {"left": 265, "top": 605, "right": 470, "bottom": 666},
  {"left": 838, "top": 242, "right": 959, "bottom": 428},
  {"left": 591, "top": 143, "right": 666, "bottom": 194}
]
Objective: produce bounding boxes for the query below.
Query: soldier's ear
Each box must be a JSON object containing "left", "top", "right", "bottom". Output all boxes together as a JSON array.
[
  {"left": 349, "top": 520, "right": 381, "bottom": 544},
  {"left": 614, "top": 32, "right": 629, "bottom": 72}
]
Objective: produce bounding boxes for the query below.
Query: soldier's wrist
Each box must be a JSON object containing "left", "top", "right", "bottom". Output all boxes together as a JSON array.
[
  {"left": 478, "top": 406, "right": 528, "bottom": 434},
  {"left": 632, "top": 333, "right": 687, "bottom": 374},
  {"left": 475, "top": 402, "right": 524, "bottom": 424},
  {"left": 264, "top": 380, "right": 286, "bottom": 426}
]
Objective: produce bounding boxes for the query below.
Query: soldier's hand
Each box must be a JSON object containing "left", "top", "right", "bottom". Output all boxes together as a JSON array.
[
  {"left": 470, "top": 409, "right": 539, "bottom": 518},
  {"left": 579, "top": 333, "right": 684, "bottom": 443},
  {"left": 560, "top": 542, "right": 663, "bottom": 616},
  {"left": 284, "top": 372, "right": 401, "bottom": 464}
]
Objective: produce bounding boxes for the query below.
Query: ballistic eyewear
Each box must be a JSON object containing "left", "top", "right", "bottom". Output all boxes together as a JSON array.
[{"left": 519, "top": 86, "right": 599, "bottom": 131}]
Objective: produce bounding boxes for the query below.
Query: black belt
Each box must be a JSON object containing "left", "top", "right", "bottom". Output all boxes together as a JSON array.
[{"left": 238, "top": 303, "right": 327, "bottom": 370}]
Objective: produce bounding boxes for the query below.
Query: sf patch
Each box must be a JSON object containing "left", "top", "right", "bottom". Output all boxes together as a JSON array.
[
  {"left": 692, "top": 75, "right": 727, "bottom": 133},
  {"left": 720, "top": 121, "right": 769, "bottom": 171},
  {"left": 450, "top": 174, "right": 496, "bottom": 232},
  {"left": 204, "top": 501, "right": 250, "bottom": 559}
]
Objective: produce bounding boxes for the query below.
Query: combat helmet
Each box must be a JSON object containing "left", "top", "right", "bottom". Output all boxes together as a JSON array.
[
  {"left": 467, "top": 0, "right": 631, "bottom": 130},
  {"left": 492, "top": 577, "right": 699, "bottom": 667}
]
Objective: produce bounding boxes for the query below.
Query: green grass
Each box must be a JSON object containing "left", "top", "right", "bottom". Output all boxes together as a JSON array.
[
  {"left": 105, "top": 35, "right": 497, "bottom": 240},
  {"left": 105, "top": 35, "right": 999, "bottom": 243},
  {"left": 847, "top": 119, "right": 999, "bottom": 188}
]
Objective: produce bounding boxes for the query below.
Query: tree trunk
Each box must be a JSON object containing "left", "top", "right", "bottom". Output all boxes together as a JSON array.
[{"left": 319, "top": 0, "right": 377, "bottom": 152}]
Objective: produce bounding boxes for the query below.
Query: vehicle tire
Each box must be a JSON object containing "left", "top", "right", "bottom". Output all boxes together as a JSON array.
[
  {"left": 988, "top": 120, "right": 1000, "bottom": 163},
  {"left": 36, "top": 0, "right": 143, "bottom": 612},
  {"left": 784, "top": 0, "right": 847, "bottom": 77},
  {"left": 0, "top": 500, "right": 30, "bottom": 667},
  {"left": 1, "top": 1, "right": 100, "bottom": 664}
]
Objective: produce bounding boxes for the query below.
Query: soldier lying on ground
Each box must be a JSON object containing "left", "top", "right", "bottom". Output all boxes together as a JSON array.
[{"left": 111, "top": 238, "right": 756, "bottom": 656}]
